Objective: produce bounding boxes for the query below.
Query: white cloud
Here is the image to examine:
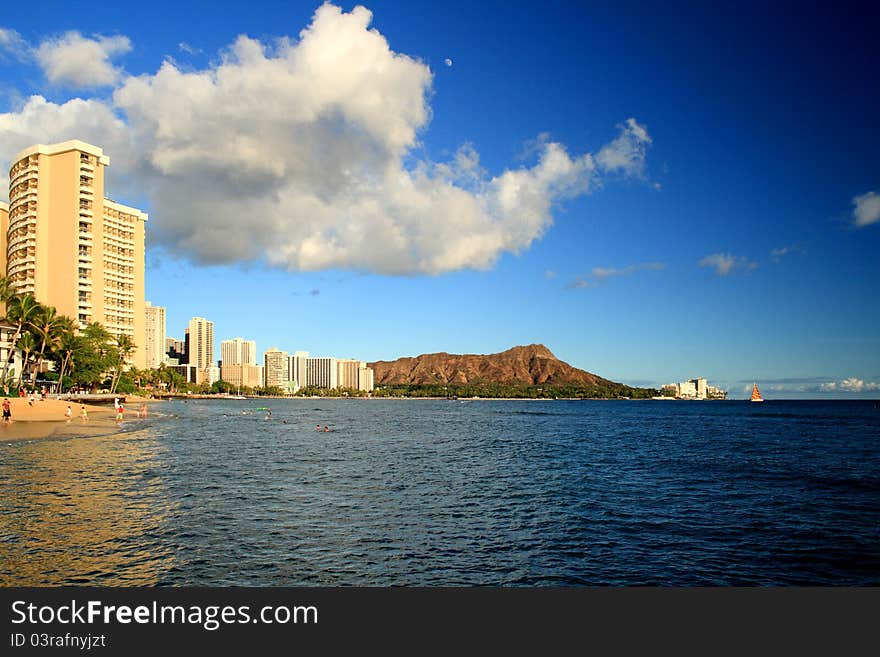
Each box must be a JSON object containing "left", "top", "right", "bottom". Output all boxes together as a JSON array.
[
  {"left": 567, "top": 261, "right": 664, "bottom": 289},
  {"left": 35, "top": 32, "right": 131, "bottom": 87},
  {"left": 699, "top": 252, "right": 758, "bottom": 276},
  {"left": 0, "top": 95, "right": 133, "bottom": 193},
  {"left": 820, "top": 378, "right": 880, "bottom": 392},
  {"left": 596, "top": 117, "right": 652, "bottom": 176},
  {"left": 591, "top": 262, "right": 665, "bottom": 281},
  {"left": 0, "top": 27, "right": 27, "bottom": 60},
  {"left": 178, "top": 42, "right": 201, "bottom": 55},
  {"left": 852, "top": 191, "right": 880, "bottom": 227},
  {"left": 444, "top": 57, "right": 452, "bottom": 67},
  {"left": 0, "top": 3, "right": 653, "bottom": 276},
  {"left": 770, "top": 243, "right": 805, "bottom": 262}
]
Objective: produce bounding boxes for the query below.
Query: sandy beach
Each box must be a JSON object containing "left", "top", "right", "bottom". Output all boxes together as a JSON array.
[{"left": 0, "top": 397, "right": 147, "bottom": 441}]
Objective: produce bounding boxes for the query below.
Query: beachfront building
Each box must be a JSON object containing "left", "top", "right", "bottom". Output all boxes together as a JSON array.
[
  {"left": 288, "top": 351, "right": 308, "bottom": 389},
  {"left": 186, "top": 317, "right": 214, "bottom": 384},
  {"left": 263, "top": 348, "right": 289, "bottom": 389},
  {"left": 358, "top": 362, "right": 374, "bottom": 392},
  {"left": 221, "top": 337, "right": 257, "bottom": 367},
  {"left": 307, "top": 357, "right": 338, "bottom": 389},
  {"left": 336, "top": 358, "right": 361, "bottom": 389},
  {"left": 663, "top": 377, "right": 727, "bottom": 400},
  {"left": 144, "top": 301, "right": 166, "bottom": 369},
  {"left": 4, "top": 140, "right": 147, "bottom": 367},
  {"left": 221, "top": 363, "right": 263, "bottom": 390}
]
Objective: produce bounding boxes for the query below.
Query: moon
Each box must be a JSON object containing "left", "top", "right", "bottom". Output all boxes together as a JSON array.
[{"left": 444, "top": 58, "right": 453, "bottom": 67}]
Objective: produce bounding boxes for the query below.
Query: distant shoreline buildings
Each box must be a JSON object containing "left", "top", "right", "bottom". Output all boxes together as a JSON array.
[{"left": 661, "top": 377, "right": 727, "bottom": 400}]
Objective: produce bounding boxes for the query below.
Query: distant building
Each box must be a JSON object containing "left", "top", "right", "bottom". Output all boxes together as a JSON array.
[
  {"left": 187, "top": 317, "right": 214, "bottom": 384},
  {"left": 221, "top": 337, "right": 257, "bottom": 367},
  {"left": 663, "top": 377, "right": 726, "bottom": 400},
  {"left": 221, "top": 363, "right": 263, "bottom": 390},
  {"left": 337, "top": 358, "right": 361, "bottom": 389},
  {"left": 679, "top": 380, "right": 697, "bottom": 399},
  {"left": 144, "top": 302, "right": 166, "bottom": 369},
  {"left": 165, "top": 337, "right": 186, "bottom": 364},
  {"left": 307, "top": 357, "right": 337, "bottom": 389},
  {"left": 358, "top": 362, "right": 374, "bottom": 392},
  {"left": 264, "top": 348, "right": 289, "bottom": 389},
  {"left": 168, "top": 364, "right": 198, "bottom": 384},
  {"left": 288, "top": 351, "right": 308, "bottom": 389}
]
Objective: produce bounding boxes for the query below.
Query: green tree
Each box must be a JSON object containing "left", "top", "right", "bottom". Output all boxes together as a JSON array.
[
  {"left": 2, "top": 293, "right": 40, "bottom": 386},
  {"left": 109, "top": 333, "right": 136, "bottom": 394},
  {"left": 15, "top": 331, "right": 36, "bottom": 388}
]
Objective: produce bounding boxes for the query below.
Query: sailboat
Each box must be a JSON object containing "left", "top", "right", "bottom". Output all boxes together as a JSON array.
[
  {"left": 230, "top": 381, "right": 247, "bottom": 400},
  {"left": 750, "top": 382, "right": 764, "bottom": 403}
]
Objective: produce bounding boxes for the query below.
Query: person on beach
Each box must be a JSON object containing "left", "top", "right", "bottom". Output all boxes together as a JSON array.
[
  {"left": 2, "top": 398, "right": 11, "bottom": 424},
  {"left": 80, "top": 405, "right": 88, "bottom": 421},
  {"left": 65, "top": 405, "right": 72, "bottom": 419},
  {"left": 28, "top": 393, "right": 35, "bottom": 406},
  {"left": 138, "top": 403, "right": 147, "bottom": 418},
  {"left": 116, "top": 404, "right": 124, "bottom": 422}
]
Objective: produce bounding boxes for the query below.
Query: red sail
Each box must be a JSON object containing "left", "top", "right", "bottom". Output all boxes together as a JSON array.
[{"left": 750, "top": 383, "right": 763, "bottom": 401}]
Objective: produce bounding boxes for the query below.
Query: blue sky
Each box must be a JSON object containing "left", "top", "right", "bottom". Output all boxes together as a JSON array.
[{"left": 1, "top": 1, "right": 878, "bottom": 398}]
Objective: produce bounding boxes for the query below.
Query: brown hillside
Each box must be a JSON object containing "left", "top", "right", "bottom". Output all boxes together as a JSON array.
[{"left": 368, "top": 344, "right": 617, "bottom": 387}]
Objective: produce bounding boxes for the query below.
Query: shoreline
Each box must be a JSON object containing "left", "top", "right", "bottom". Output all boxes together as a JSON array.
[{"left": 0, "top": 398, "right": 136, "bottom": 442}]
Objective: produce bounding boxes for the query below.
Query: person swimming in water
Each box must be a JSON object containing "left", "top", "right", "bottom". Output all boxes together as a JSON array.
[
  {"left": 323, "top": 425, "right": 330, "bottom": 432},
  {"left": 316, "top": 424, "right": 321, "bottom": 431}
]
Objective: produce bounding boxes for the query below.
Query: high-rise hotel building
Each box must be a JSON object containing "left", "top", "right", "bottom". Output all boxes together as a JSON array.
[
  {"left": 4, "top": 140, "right": 147, "bottom": 367},
  {"left": 220, "top": 337, "right": 262, "bottom": 389},
  {"left": 144, "top": 301, "right": 166, "bottom": 369},
  {"left": 187, "top": 317, "right": 214, "bottom": 384}
]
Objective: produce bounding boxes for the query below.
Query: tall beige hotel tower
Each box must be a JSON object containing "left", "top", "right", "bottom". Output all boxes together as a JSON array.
[{"left": 3, "top": 140, "right": 148, "bottom": 367}]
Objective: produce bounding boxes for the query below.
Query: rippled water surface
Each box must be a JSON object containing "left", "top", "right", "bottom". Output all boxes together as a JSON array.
[{"left": 1, "top": 399, "right": 878, "bottom": 585}]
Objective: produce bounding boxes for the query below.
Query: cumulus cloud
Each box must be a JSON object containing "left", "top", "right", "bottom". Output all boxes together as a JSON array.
[
  {"left": 820, "top": 378, "right": 880, "bottom": 392},
  {"left": 567, "top": 261, "right": 664, "bottom": 289},
  {"left": 0, "top": 95, "right": 133, "bottom": 192},
  {"left": 852, "top": 191, "right": 880, "bottom": 227},
  {"left": 0, "top": 3, "right": 653, "bottom": 276},
  {"left": 35, "top": 32, "right": 131, "bottom": 87},
  {"left": 699, "top": 252, "right": 758, "bottom": 276}
]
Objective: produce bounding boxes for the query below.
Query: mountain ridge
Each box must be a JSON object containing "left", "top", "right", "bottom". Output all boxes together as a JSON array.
[{"left": 368, "top": 343, "right": 618, "bottom": 388}]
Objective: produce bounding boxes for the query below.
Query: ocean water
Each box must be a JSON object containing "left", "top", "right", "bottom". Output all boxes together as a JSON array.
[{"left": 0, "top": 398, "right": 878, "bottom": 586}]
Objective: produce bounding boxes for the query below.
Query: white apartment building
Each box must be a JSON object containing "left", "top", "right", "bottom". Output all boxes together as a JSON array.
[
  {"left": 264, "top": 348, "right": 289, "bottom": 389},
  {"left": 307, "top": 357, "right": 337, "bottom": 389},
  {"left": 187, "top": 317, "right": 214, "bottom": 384},
  {"left": 221, "top": 337, "right": 257, "bottom": 367},
  {"left": 144, "top": 301, "right": 166, "bottom": 369},
  {"left": 288, "top": 351, "right": 308, "bottom": 388}
]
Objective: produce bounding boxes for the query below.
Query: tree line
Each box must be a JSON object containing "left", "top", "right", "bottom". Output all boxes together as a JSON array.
[{"left": 0, "top": 276, "right": 135, "bottom": 394}]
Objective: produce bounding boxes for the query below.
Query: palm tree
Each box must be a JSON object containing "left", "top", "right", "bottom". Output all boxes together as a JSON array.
[
  {"left": 0, "top": 275, "right": 16, "bottom": 306},
  {"left": 52, "top": 319, "right": 80, "bottom": 392},
  {"left": 110, "top": 333, "right": 136, "bottom": 394},
  {"left": 3, "top": 294, "right": 40, "bottom": 387},
  {"left": 31, "top": 305, "right": 71, "bottom": 387},
  {"left": 15, "top": 332, "right": 36, "bottom": 389}
]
